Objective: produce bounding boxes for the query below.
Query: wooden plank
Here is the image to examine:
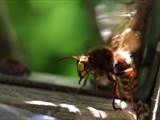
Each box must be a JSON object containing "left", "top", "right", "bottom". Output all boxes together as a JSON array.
[
  {"left": 0, "top": 72, "right": 113, "bottom": 98},
  {"left": 0, "top": 84, "right": 135, "bottom": 120}
]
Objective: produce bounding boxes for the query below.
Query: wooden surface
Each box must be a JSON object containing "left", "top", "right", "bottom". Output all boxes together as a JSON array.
[
  {"left": 0, "top": 72, "right": 134, "bottom": 120},
  {"left": 0, "top": 72, "right": 113, "bottom": 98},
  {"left": 0, "top": 83, "right": 135, "bottom": 120}
]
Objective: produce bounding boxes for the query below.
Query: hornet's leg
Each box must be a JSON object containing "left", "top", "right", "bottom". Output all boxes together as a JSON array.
[
  {"left": 112, "top": 80, "right": 122, "bottom": 110},
  {"left": 79, "top": 75, "right": 89, "bottom": 90},
  {"left": 79, "top": 78, "right": 82, "bottom": 85},
  {"left": 134, "top": 101, "right": 150, "bottom": 120},
  {"left": 112, "top": 96, "right": 122, "bottom": 110},
  {"left": 93, "top": 71, "right": 98, "bottom": 95}
]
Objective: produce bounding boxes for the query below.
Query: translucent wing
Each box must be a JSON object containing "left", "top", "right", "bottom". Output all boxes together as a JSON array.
[
  {"left": 95, "top": 0, "right": 142, "bottom": 52},
  {"left": 95, "top": 1, "right": 131, "bottom": 40}
]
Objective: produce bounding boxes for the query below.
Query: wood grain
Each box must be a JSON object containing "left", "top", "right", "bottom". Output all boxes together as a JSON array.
[{"left": 0, "top": 83, "right": 136, "bottom": 120}]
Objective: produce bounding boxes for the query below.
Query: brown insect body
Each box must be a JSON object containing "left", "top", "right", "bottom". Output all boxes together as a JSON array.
[
  {"left": 73, "top": 2, "right": 147, "bottom": 110},
  {"left": 88, "top": 47, "right": 114, "bottom": 74},
  {"left": 78, "top": 46, "right": 138, "bottom": 101},
  {"left": 60, "top": 0, "right": 152, "bottom": 118}
]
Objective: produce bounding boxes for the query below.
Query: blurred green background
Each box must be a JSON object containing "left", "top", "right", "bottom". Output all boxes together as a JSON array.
[
  {"left": 3, "top": 0, "right": 101, "bottom": 78},
  {"left": 0, "top": 0, "right": 160, "bottom": 81}
]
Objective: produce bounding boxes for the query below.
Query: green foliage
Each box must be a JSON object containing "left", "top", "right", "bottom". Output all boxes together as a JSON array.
[
  {"left": 94, "top": 0, "right": 133, "bottom": 4},
  {"left": 114, "top": 0, "right": 133, "bottom": 4}
]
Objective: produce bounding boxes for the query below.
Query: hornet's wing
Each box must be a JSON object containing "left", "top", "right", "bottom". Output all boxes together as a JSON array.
[{"left": 95, "top": 0, "right": 145, "bottom": 53}]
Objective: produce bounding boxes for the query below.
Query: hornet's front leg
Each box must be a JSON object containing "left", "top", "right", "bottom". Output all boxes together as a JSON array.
[{"left": 79, "top": 75, "right": 89, "bottom": 90}]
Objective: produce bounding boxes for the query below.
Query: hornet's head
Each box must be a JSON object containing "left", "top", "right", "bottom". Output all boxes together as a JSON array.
[
  {"left": 76, "top": 55, "right": 91, "bottom": 81},
  {"left": 57, "top": 55, "right": 92, "bottom": 85}
]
